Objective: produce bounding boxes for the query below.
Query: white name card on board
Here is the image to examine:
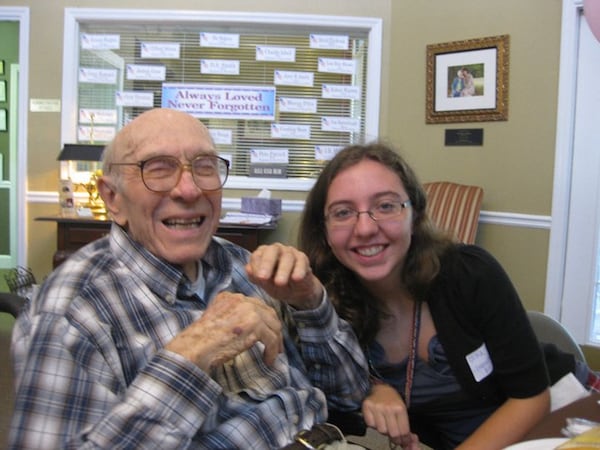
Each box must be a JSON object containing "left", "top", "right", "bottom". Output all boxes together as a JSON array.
[
  {"left": 274, "top": 70, "right": 314, "bottom": 87},
  {"left": 250, "top": 148, "right": 289, "bottom": 164},
  {"left": 322, "top": 84, "right": 361, "bottom": 100},
  {"left": 256, "top": 46, "right": 296, "bottom": 62},
  {"left": 78, "top": 68, "right": 117, "bottom": 84},
  {"left": 79, "top": 108, "right": 117, "bottom": 124},
  {"left": 270, "top": 123, "right": 311, "bottom": 140},
  {"left": 309, "top": 34, "right": 349, "bottom": 50},
  {"left": 115, "top": 91, "right": 154, "bottom": 107},
  {"left": 80, "top": 34, "right": 120, "bottom": 50},
  {"left": 126, "top": 64, "right": 166, "bottom": 81},
  {"left": 140, "top": 42, "right": 180, "bottom": 59},
  {"left": 77, "top": 125, "right": 116, "bottom": 142},
  {"left": 200, "top": 59, "right": 240, "bottom": 75},
  {"left": 317, "top": 57, "right": 356, "bottom": 75},
  {"left": 321, "top": 116, "right": 361, "bottom": 133},
  {"left": 209, "top": 129, "right": 233, "bottom": 145},
  {"left": 315, "top": 145, "right": 343, "bottom": 161},
  {"left": 200, "top": 32, "right": 240, "bottom": 48},
  {"left": 279, "top": 97, "right": 318, "bottom": 114}
]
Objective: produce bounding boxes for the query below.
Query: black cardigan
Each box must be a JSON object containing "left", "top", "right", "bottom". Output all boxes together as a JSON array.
[{"left": 426, "top": 245, "right": 552, "bottom": 403}]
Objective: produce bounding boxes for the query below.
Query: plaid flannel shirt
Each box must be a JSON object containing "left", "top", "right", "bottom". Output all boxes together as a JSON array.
[{"left": 10, "top": 224, "right": 368, "bottom": 449}]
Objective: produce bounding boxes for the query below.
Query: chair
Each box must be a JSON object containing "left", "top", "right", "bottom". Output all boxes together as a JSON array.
[
  {"left": 527, "top": 310, "right": 586, "bottom": 364},
  {"left": 423, "top": 181, "right": 484, "bottom": 244},
  {"left": 1, "top": 266, "right": 36, "bottom": 318},
  {"left": 0, "top": 292, "right": 26, "bottom": 318}
]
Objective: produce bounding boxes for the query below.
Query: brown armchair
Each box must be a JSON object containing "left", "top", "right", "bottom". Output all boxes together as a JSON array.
[{"left": 423, "top": 181, "right": 484, "bottom": 244}]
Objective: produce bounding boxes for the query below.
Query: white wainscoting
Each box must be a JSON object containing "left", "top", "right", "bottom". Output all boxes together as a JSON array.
[{"left": 27, "top": 191, "right": 551, "bottom": 230}]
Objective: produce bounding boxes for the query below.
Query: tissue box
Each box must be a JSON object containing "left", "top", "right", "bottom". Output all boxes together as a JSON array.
[{"left": 241, "top": 197, "right": 282, "bottom": 217}]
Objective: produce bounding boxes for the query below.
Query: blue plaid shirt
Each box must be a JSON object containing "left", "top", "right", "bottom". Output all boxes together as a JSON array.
[{"left": 10, "top": 225, "right": 368, "bottom": 449}]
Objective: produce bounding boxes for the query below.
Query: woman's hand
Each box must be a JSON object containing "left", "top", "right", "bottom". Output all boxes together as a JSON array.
[{"left": 362, "top": 383, "right": 420, "bottom": 449}]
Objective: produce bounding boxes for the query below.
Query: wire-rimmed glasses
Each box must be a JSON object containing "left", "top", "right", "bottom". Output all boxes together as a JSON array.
[
  {"left": 110, "top": 154, "right": 229, "bottom": 193},
  {"left": 325, "top": 199, "right": 411, "bottom": 228}
]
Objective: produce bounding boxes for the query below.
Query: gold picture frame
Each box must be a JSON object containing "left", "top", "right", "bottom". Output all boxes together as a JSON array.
[{"left": 426, "top": 35, "right": 509, "bottom": 124}]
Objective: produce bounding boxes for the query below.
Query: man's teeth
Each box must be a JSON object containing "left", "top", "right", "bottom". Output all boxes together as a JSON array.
[
  {"left": 164, "top": 218, "right": 203, "bottom": 228},
  {"left": 357, "top": 245, "right": 383, "bottom": 256}
]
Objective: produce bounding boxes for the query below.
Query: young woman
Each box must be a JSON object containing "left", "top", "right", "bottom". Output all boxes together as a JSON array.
[{"left": 299, "top": 142, "right": 551, "bottom": 449}]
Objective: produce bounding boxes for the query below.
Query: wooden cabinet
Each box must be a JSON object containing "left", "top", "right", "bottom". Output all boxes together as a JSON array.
[{"left": 37, "top": 216, "right": 276, "bottom": 268}]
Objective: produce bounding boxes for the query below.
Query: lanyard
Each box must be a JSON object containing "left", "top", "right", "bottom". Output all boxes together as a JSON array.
[{"left": 404, "top": 300, "right": 422, "bottom": 408}]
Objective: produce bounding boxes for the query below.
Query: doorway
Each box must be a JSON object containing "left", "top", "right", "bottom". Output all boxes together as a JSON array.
[{"left": 0, "top": 8, "right": 29, "bottom": 285}]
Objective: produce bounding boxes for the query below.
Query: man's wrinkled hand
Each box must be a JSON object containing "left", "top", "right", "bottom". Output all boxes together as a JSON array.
[
  {"left": 245, "top": 243, "right": 323, "bottom": 310},
  {"left": 165, "top": 291, "right": 283, "bottom": 371}
]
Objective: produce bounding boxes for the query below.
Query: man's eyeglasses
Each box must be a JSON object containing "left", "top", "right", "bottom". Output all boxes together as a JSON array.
[
  {"left": 325, "top": 199, "right": 412, "bottom": 227},
  {"left": 110, "top": 154, "right": 229, "bottom": 193}
]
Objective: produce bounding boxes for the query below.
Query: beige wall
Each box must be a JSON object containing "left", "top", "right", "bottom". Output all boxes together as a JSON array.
[
  {"left": 385, "top": 0, "right": 562, "bottom": 313},
  {"left": 15, "top": 1, "right": 561, "bottom": 316}
]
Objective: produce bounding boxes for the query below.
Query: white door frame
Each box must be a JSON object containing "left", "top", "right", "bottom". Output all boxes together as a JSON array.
[
  {"left": 0, "top": 7, "right": 29, "bottom": 268},
  {"left": 545, "top": 0, "right": 600, "bottom": 345}
]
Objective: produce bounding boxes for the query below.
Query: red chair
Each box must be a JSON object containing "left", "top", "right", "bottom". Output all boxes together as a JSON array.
[{"left": 423, "top": 181, "right": 484, "bottom": 244}]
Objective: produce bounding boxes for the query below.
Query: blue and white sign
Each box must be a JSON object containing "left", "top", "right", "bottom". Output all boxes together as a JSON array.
[{"left": 162, "top": 83, "right": 276, "bottom": 120}]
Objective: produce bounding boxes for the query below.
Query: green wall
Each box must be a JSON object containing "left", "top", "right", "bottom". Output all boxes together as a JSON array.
[{"left": 0, "top": 21, "right": 19, "bottom": 257}]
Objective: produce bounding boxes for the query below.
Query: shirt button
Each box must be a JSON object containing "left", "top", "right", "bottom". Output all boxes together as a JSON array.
[{"left": 165, "top": 294, "right": 175, "bottom": 302}]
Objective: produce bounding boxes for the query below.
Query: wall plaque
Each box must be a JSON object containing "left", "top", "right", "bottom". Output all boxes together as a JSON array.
[{"left": 445, "top": 128, "right": 483, "bottom": 146}]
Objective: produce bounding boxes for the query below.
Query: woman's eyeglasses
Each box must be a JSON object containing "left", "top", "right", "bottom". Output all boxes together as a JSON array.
[{"left": 325, "top": 199, "right": 411, "bottom": 227}]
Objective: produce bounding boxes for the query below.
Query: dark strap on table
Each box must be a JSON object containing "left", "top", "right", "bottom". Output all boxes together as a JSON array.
[{"left": 281, "top": 423, "right": 344, "bottom": 449}]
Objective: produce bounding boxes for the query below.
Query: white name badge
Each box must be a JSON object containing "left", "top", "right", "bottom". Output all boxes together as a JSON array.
[{"left": 466, "top": 343, "right": 493, "bottom": 382}]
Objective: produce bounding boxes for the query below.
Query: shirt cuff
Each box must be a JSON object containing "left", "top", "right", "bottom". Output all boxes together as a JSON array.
[{"left": 290, "top": 290, "right": 338, "bottom": 341}]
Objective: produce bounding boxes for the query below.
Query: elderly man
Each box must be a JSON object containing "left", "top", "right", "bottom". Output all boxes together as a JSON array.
[{"left": 10, "top": 108, "right": 368, "bottom": 449}]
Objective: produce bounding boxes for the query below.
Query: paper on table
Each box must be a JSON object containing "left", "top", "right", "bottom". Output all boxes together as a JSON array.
[
  {"left": 220, "top": 212, "right": 274, "bottom": 225},
  {"left": 550, "top": 373, "right": 591, "bottom": 412}
]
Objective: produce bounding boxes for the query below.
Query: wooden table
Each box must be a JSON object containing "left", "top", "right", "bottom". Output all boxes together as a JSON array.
[
  {"left": 522, "top": 392, "right": 600, "bottom": 441},
  {"left": 36, "top": 215, "right": 277, "bottom": 268}
]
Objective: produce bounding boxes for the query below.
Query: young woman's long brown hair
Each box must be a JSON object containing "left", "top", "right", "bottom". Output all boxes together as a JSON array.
[{"left": 299, "top": 142, "right": 454, "bottom": 345}]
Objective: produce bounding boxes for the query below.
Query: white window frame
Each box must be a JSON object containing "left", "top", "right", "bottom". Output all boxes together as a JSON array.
[
  {"left": 545, "top": 0, "right": 600, "bottom": 345},
  {"left": 61, "top": 8, "right": 383, "bottom": 192}
]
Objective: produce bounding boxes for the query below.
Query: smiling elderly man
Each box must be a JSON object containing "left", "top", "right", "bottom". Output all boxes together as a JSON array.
[{"left": 10, "top": 108, "right": 368, "bottom": 449}]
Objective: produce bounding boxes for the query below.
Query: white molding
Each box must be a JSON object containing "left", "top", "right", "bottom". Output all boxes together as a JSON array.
[
  {"left": 224, "top": 177, "right": 315, "bottom": 192},
  {"left": 26, "top": 190, "right": 550, "bottom": 228},
  {"left": 479, "top": 211, "right": 551, "bottom": 229},
  {"left": 545, "top": 0, "right": 582, "bottom": 320}
]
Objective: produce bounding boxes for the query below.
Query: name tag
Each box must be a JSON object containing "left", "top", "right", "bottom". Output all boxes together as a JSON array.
[{"left": 466, "top": 343, "right": 493, "bottom": 382}]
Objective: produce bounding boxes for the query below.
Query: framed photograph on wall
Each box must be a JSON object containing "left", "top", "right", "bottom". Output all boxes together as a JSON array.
[{"left": 426, "top": 35, "right": 509, "bottom": 124}]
